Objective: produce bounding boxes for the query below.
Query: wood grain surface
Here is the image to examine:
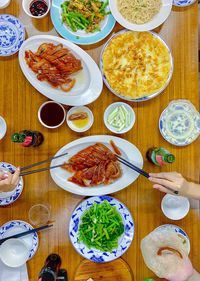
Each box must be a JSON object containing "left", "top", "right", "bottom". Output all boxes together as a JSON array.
[
  {"left": 0, "top": 2, "right": 199, "bottom": 281},
  {"left": 74, "top": 258, "right": 133, "bottom": 281}
]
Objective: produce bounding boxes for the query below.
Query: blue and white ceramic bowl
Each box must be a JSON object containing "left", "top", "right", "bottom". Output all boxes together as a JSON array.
[
  {"left": 173, "top": 0, "right": 196, "bottom": 7},
  {"left": 100, "top": 30, "right": 173, "bottom": 102},
  {"left": 69, "top": 196, "right": 134, "bottom": 263},
  {"left": 159, "top": 100, "right": 200, "bottom": 146},
  {"left": 0, "top": 14, "right": 25, "bottom": 57},
  {"left": 0, "top": 220, "right": 39, "bottom": 259},
  {"left": 155, "top": 224, "right": 190, "bottom": 254},
  {"left": 50, "top": 0, "right": 116, "bottom": 45},
  {"left": 0, "top": 162, "right": 24, "bottom": 206}
]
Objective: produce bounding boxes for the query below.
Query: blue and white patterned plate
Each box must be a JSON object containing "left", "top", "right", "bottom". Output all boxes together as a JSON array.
[
  {"left": 155, "top": 224, "right": 190, "bottom": 254},
  {"left": 100, "top": 30, "right": 173, "bottom": 102},
  {"left": 159, "top": 100, "right": 200, "bottom": 146},
  {"left": 50, "top": 0, "right": 116, "bottom": 45},
  {"left": 173, "top": 0, "right": 196, "bottom": 7},
  {"left": 0, "top": 162, "right": 24, "bottom": 206},
  {"left": 0, "top": 220, "right": 39, "bottom": 259},
  {"left": 69, "top": 196, "right": 134, "bottom": 263},
  {"left": 0, "top": 14, "right": 25, "bottom": 57}
]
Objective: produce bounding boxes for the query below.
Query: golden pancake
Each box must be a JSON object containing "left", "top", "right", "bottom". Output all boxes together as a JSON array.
[{"left": 102, "top": 31, "right": 172, "bottom": 100}]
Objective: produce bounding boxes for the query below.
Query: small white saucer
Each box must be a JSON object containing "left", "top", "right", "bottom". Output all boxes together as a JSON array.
[
  {"left": 0, "top": 117, "right": 7, "bottom": 140},
  {"left": 66, "top": 106, "right": 94, "bottom": 133},
  {"left": 161, "top": 194, "right": 190, "bottom": 220}
]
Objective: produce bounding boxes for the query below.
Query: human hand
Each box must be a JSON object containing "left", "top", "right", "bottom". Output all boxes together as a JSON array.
[
  {"left": 0, "top": 168, "right": 20, "bottom": 192},
  {"left": 167, "top": 255, "right": 193, "bottom": 281},
  {"left": 148, "top": 172, "right": 190, "bottom": 197}
]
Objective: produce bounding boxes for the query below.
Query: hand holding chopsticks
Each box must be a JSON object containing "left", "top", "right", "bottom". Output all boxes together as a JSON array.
[{"left": 115, "top": 154, "right": 178, "bottom": 195}]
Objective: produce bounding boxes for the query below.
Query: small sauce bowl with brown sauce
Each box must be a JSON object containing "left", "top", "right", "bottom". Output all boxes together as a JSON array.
[{"left": 22, "top": 0, "right": 50, "bottom": 19}]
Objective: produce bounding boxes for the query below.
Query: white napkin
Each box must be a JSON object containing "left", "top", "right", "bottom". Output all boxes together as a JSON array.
[{"left": 0, "top": 260, "right": 29, "bottom": 281}]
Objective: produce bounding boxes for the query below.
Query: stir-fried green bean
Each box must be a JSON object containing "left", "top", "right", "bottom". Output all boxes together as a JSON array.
[
  {"left": 78, "top": 200, "right": 124, "bottom": 252},
  {"left": 61, "top": 0, "right": 110, "bottom": 33}
]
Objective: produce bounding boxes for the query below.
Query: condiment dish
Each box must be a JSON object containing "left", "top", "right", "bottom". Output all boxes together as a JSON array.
[
  {"left": 66, "top": 106, "right": 94, "bottom": 133},
  {"left": 22, "top": 0, "right": 50, "bottom": 19},
  {"left": 161, "top": 194, "right": 190, "bottom": 220}
]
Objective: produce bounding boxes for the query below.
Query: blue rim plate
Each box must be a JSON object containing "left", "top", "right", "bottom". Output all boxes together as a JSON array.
[
  {"left": 155, "top": 224, "right": 190, "bottom": 254},
  {"left": 0, "top": 220, "right": 39, "bottom": 260},
  {"left": 50, "top": 0, "right": 116, "bottom": 45},
  {"left": 173, "top": 0, "right": 196, "bottom": 6},
  {"left": 69, "top": 196, "right": 134, "bottom": 263},
  {"left": 159, "top": 100, "right": 200, "bottom": 146},
  {"left": 100, "top": 30, "right": 174, "bottom": 102},
  {"left": 0, "top": 14, "right": 25, "bottom": 57},
  {"left": 0, "top": 162, "right": 24, "bottom": 207}
]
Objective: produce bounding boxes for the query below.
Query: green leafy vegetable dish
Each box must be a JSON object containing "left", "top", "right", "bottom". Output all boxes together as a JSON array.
[
  {"left": 61, "top": 0, "right": 110, "bottom": 33},
  {"left": 78, "top": 200, "right": 124, "bottom": 252}
]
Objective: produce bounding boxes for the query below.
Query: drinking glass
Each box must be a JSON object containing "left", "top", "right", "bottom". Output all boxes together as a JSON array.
[{"left": 28, "top": 203, "right": 51, "bottom": 226}]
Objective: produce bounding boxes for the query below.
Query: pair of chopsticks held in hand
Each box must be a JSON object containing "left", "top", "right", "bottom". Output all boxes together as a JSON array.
[{"left": 11, "top": 152, "right": 178, "bottom": 195}]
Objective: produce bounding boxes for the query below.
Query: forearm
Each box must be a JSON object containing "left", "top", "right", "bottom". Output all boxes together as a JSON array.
[
  {"left": 187, "top": 270, "right": 200, "bottom": 281},
  {"left": 185, "top": 182, "right": 200, "bottom": 200}
]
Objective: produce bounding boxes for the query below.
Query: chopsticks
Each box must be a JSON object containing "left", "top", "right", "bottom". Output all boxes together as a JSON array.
[
  {"left": 17, "top": 152, "right": 68, "bottom": 177},
  {"left": 19, "top": 164, "right": 66, "bottom": 176},
  {"left": 115, "top": 154, "right": 178, "bottom": 195},
  {"left": 115, "top": 154, "right": 150, "bottom": 178},
  {"left": 20, "top": 152, "right": 68, "bottom": 171},
  {"left": 0, "top": 224, "right": 53, "bottom": 245}
]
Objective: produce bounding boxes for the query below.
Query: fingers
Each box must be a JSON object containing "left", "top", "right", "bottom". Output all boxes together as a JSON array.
[
  {"left": 153, "top": 184, "right": 176, "bottom": 195},
  {"left": 0, "top": 170, "right": 9, "bottom": 180},
  {"left": 11, "top": 167, "right": 20, "bottom": 186},
  {"left": 149, "top": 172, "right": 181, "bottom": 181},
  {"left": 149, "top": 177, "right": 180, "bottom": 191}
]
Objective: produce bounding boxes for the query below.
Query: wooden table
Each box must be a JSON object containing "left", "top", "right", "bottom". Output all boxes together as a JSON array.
[{"left": 0, "top": 2, "right": 199, "bottom": 280}]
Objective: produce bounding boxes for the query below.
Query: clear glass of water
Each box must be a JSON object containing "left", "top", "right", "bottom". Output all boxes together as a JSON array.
[{"left": 28, "top": 203, "right": 51, "bottom": 226}]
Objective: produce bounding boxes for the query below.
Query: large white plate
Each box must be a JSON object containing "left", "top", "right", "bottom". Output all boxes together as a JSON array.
[
  {"left": 50, "top": 135, "right": 143, "bottom": 196},
  {"left": 109, "top": 0, "right": 172, "bottom": 32},
  {"left": 18, "top": 35, "right": 103, "bottom": 106}
]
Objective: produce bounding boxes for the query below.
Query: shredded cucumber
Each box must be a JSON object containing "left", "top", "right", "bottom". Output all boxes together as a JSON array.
[
  {"left": 107, "top": 105, "right": 131, "bottom": 132},
  {"left": 78, "top": 200, "right": 124, "bottom": 252}
]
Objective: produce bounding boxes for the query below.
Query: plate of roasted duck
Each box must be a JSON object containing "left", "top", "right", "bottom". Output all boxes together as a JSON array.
[
  {"left": 50, "top": 135, "right": 143, "bottom": 196},
  {"left": 19, "top": 35, "right": 103, "bottom": 105}
]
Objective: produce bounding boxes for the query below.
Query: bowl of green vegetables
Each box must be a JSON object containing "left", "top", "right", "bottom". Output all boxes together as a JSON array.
[
  {"left": 51, "top": 0, "right": 116, "bottom": 45},
  {"left": 69, "top": 196, "right": 134, "bottom": 262}
]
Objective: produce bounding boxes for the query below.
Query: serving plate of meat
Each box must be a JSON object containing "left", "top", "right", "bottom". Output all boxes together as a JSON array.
[
  {"left": 19, "top": 35, "right": 103, "bottom": 105},
  {"left": 50, "top": 135, "right": 143, "bottom": 196}
]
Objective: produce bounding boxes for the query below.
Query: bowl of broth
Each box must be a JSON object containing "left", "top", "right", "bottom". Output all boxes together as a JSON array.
[{"left": 38, "top": 101, "right": 66, "bottom": 129}]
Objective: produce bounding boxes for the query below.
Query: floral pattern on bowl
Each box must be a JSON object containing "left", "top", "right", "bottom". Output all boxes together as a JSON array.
[
  {"left": 69, "top": 196, "right": 134, "bottom": 263},
  {"left": 0, "top": 14, "right": 25, "bottom": 56},
  {"left": 173, "top": 0, "right": 196, "bottom": 7},
  {"left": 159, "top": 100, "right": 200, "bottom": 146}
]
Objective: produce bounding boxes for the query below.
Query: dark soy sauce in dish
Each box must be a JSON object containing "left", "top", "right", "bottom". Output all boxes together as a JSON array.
[
  {"left": 40, "top": 103, "right": 65, "bottom": 127},
  {"left": 30, "top": 0, "right": 48, "bottom": 17}
]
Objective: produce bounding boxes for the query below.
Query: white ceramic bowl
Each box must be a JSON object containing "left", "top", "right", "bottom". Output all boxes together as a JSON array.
[
  {"left": 109, "top": 0, "right": 173, "bottom": 32},
  {"left": 66, "top": 106, "right": 94, "bottom": 133},
  {"left": 0, "top": 0, "right": 11, "bottom": 9},
  {"left": 0, "top": 238, "right": 29, "bottom": 267},
  {"left": 104, "top": 102, "right": 135, "bottom": 134},
  {"left": 22, "top": 0, "right": 50, "bottom": 18},
  {"left": 38, "top": 101, "right": 66, "bottom": 129},
  {"left": 0, "top": 116, "right": 7, "bottom": 140},
  {"left": 161, "top": 194, "right": 190, "bottom": 220}
]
